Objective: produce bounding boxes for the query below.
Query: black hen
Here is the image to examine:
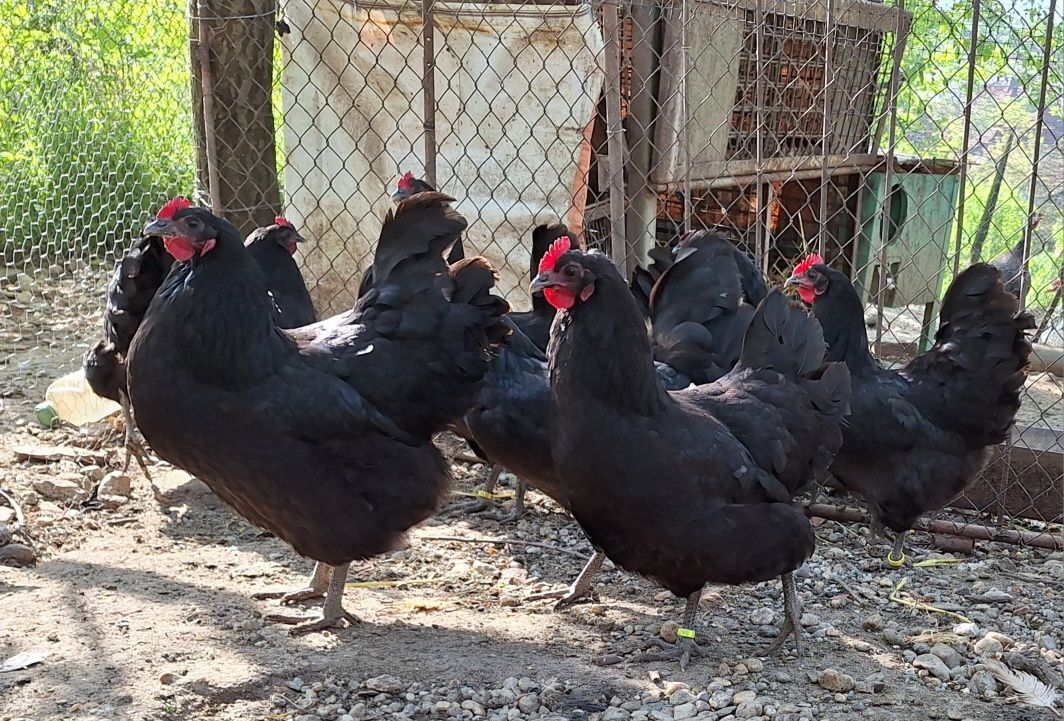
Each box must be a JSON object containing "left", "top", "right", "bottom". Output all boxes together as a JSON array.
[
  {"left": 649, "top": 232, "right": 766, "bottom": 387},
  {"left": 243, "top": 216, "right": 316, "bottom": 328},
  {"left": 533, "top": 241, "right": 850, "bottom": 667},
  {"left": 83, "top": 233, "right": 174, "bottom": 474},
  {"left": 788, "top": 257, "right": 1033, "bottom": 564},
  {"left": 128, "top": 194, "right": 508, "bottom": 633}
]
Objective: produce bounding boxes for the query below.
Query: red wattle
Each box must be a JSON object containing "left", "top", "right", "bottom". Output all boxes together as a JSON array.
[
  {"left": 543, "top": 287, "right": 575, "bottom": 310},
  {"left": 163, "top": 236, "right": 197, "bottom": 262},
  {"left": 798, "top": 286, "right": 816, "bottom": 305}
]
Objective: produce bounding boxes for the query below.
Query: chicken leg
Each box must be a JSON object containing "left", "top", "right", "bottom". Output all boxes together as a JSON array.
[
  {"left": 262, "top": 562, "right": 361, "bottom": 635},
  {"left": 118, "top": 390, "right": 153, "bottom": 480},
  {"left": 886, "top": 531, "right": 908, "bottom": 568},
  {"left": 253, "top": 560, "right": 331, "bottom": 604},
  {"left": 761, "top": 573, "right": 804, "bottom": 656},
  {"left": 527, "top": 551, "right": 604, "bottom": 607},
  {"left": 481, "top": 477, "right": 527, "bottom": 523},
  {"left": 631, "top": 590, "right": 706, "bottom": 670},
  {"left": 446, "top": 465, "right": 504, "bottom": 514}
]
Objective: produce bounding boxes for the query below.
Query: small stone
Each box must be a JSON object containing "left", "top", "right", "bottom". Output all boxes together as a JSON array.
[
  {"left": 914, "top": 654, "right": 952, "bottom": 681},
  {"left": 364, "top": 674, "right": 404, "bottom": 694},
  {"left": 953, "top": 623, "right": 979, "bottom": 637},
  {"left": 287, "top": 677, "right": 304, "bottom": 691},
  {"left": 433, "top": 700, "right": 452, "bottom": 713},
  {"left": 968, "top": 670, "right": 997, "bottom": 697},
  {"left": 99, "top": 495, "right": 128, "bottom": 510},
  {"left": 660, "top": 621, "right": 680, "bottom": 644},
  {"left": 672, "top": 702, "right": 696, "bottom": 720},
  {"left": 669, "top": 689, "right": 696, "bottom": 706},
  {"left": 800, "top": 614, "right": 820, "bottom": 628},
  {"left": 0, "top": 507, "right": 14, "bottom": 524},
  {"left": 602, "top": 708, "right": 631, "bottom": 721},
  {"left": 731, "top": 691, "right": 756, "bottom": 705},
  {"left": 946, "top": 706, "right": 965, "bottom": 720},
  {"left": 293, "top": 715, "right": 321, "bottom": 721},
  {"left": 339, "top": 716, "right": 355, "bottom": 721},
  {"left": 931, "top": 643, "right": 963, "bottom": 669},
  {"left": 882, "top": 627, "right": 907, "bottom": 647},
  {"left": 599, "top": 654, "right": 623, "bottom": 665},
  {"left": 99, "top": 471, "right": 131, "bottom": 498},
  {"left": 0, "top": 543, "right": 36, "bottom": 566},
  {"left": 708, "top": 690, "right": 732, "bottom": 710},
  {"left": 734, "top": 699, "right": 763, "bottom": 719},
  {"left": 817, "top": 669, "right": 855, "bottom": 693},
  {"left": 80, "top": 465, "right": 105, "bottom": 482},
  {"left": 861, "top": 614, "right": 883, "bottom": 631},
  {"left": 151, "top": 469, "right": 215, "bottom": 505},
  {"left": 159, "top": 673, "right": 176, "bottom": 685},
  {"left": 750, "top": 608, "right": 775, "bottom": 626},
  {"left": 742, "top": 658, "right": 764, "bottom": 673},
  {"left": 33, "top": 477, "right": 87, "bottom": 503},
  {"left": 462, "top": 700, "right": 487, "bottom": 717},
  {"left": 516, "top": 694, "right": 539, "bottom": 715},
  {"left": 974, "top": 635, "right": 1003, "bottom": 657},
  {"left": 971, "top": 588, "right": 1013, "bottom": 604}
]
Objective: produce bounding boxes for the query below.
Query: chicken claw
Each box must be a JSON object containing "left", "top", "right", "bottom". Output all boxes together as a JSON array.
[
  {"left": 253, "top": 561, "right": 330, "bottom": 604},
  {"left": 527, "top": 552, "right": 604, "bottom": 608},
  {"left": 119, "top": 391, "right": 153, "bottom": 481},
  {"left": 629, "top": 590, "right": 704, "bottom": 670},
  {"left": 760, "top": 573, "right": 804, "bottom": 657},
  {"left": 262, "top": 563, "right": 361, "bottom": 635},
  {"left": 480, "top": 480, "right": 527, "bottom": 523}
]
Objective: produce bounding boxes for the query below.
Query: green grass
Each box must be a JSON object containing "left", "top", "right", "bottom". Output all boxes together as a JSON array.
[{"left": 0, "top": 0, "right": 195, "bottom": 263}]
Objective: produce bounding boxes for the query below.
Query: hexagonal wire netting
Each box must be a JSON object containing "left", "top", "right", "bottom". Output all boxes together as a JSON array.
[{"left": 0, "top": 0, "right": 1061, "bottom": 546}]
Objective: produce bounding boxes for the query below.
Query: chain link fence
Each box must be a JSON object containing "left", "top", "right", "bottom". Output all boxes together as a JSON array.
[{"left": 1, "top": 0, "right": 1061, "bottom": 546}]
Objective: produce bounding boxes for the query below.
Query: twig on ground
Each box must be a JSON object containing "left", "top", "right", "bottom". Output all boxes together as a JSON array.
[{"left": 419, "top": 535, "right": 588, "bottom": 560}]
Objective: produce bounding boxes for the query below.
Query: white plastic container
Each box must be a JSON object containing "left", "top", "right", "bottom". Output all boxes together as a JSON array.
[{"left": 37, "top": 369, "right": 121, "bottom": 427}]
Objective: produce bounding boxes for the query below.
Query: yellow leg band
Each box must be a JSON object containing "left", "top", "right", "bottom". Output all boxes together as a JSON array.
[
  {"left": 676, "top": 627, "right": 696, "bottom": 640},
  {"left": 886, "top": 551, "right": 907, "bottom": 568}
]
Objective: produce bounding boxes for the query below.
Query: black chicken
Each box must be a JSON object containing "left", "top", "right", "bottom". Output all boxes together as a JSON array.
[
  {"left": 987, "top": 218, "right": 1054, "bottom": 307},
  {"left": 787, "top": 255, "right": 1033, "bottom": 565},
  {"left": 533, "top": 239, "right": 850, "bottom": 667},
  {"left": 243, "top": 216, "right": 317, "bottom": 328},
  {"left": 127, "top": 194, "right": 509, "bottom": 633},
  {"left": 649, "top": 231, "right": 767, "bottom": 387},
  {"left": 84, "top": 233, "right": 174, "bottom": 476}
]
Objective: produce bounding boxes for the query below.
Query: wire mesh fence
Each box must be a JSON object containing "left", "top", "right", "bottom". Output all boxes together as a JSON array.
[{"left": 0, "top": 0, "right": 1061, "bottom": 546}]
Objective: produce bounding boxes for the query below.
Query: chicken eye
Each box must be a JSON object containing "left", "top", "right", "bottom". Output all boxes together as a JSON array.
[
  {"left": 563, "top": 266, "right": 577, "bottom": 277},
  {"left": 186, "top": 219, "right": 199, "bottom": 229}
]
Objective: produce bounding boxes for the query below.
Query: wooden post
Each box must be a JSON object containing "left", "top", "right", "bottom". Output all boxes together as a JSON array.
[
  {"left": 190, "top": 0, "right": 281, "bottom": 236},
  {"left": 422, "top": 0, "right": 437, "bottom": 186},
  {"left": 624, "top": 1, "right": 662, "bottom": 275}
]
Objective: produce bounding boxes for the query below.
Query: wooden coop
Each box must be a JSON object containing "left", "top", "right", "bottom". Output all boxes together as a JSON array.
[{"left": 581, "top": 0, "right": 914, "bottom": 283}]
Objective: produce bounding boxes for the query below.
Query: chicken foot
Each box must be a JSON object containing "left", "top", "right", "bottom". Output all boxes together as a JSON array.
[
  {"left": 631, "top": 590, "right": 706, "bottom": 670},
  {"left": 263, "top": 562, "right": 361, "bottom": 635},
  {"left": 445, "top": 465, "right": 504, "bottom": 514},
  {"left": 761, "top": 573, "right": 804, "bottom": 656},
  {"left": 253, "top": 561, "right": 331, "bottom": 604},
  {"left": 118, "top": 390, "right": 153, "bottom": 481},
  {"left": 527, "top": 551, "right": 604, "bottom": 608},
  {"left": 480, "top": 478, "right": 527, "bottom": 523}
]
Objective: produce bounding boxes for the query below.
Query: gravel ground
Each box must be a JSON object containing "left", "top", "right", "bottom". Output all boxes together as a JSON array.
[{"left": 1, "top": 409, "right": 1062, "bottom": 721}]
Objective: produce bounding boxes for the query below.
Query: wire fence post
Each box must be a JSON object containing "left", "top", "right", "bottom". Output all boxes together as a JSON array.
[
  {"left": 195, "top": 0, "right": 222, "bottom": 214},
  {"left": 602, "top": 0, "right": 628, "bottom": 270},
  {"left": 421, "top": 0, "right": 437, "bottom": 187}
]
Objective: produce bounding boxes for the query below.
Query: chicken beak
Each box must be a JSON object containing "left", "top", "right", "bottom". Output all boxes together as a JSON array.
[
  {"left": 390, "top": 189, "right": 407, "bottom": 204},
  {"left": 783, "top": 275, "right": 801, "bottom": 288},
  {"left": 143, "top": 218, "right": 172, "bottom": 237},
  {"left": 529, "top": 272, "right": 557, "bottom": 293}
]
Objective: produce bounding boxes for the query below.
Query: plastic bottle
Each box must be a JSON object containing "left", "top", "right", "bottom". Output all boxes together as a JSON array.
[{"left": 36, "top": 369, "right": 121, "bottom": 427}]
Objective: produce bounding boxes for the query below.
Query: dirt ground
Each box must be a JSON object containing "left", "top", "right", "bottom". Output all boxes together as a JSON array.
[
  {"left": 1, "top": 394, "right": 1063, "bottom": 721},
  {"left": 1, "top": 272, "right": 1062, "bottom": 721}
]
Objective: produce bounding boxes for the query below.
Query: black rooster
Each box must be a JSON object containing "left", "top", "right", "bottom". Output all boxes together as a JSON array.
[
  {"left": 533, "top": 239, "right": 850, "bottom": 667},
  {"left": 243, "top": 216, "right": 317, "bottom": 328},
  {"left": 787, "top": 256, "right": 1033, "bottom": 564},
  {"left": 128, "top": 194, "right": 508, "bottom": 633}
]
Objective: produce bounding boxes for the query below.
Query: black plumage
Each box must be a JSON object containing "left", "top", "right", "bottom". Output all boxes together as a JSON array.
[
  {"left": 789, "top": 260, "right": 1033, "bottom": 562},
  {"left": 534, "top": 247, "right": 850, "bottom": 666},
  {"left": 127, "top": 194, "right": 508, "bottom": 632},
  {"left": 244, "top": 219, "right": 317, "bottom": 328}
]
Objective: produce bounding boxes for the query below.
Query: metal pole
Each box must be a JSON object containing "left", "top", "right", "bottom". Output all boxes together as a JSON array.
[
  {"left": 754, "top": 0, "right": 768, "bottom": 275},
  {"left": 196, "top": 0, "right": 222, "bottom": 214},
  {"left": 1019, "top": 0, "right": 1056, "bottom": 309},
  {"left": 951, "top": 0, "right": 981, "bottom": 276},
  {"left": 602, "top": 0, "right": 628, "bottom": 270},
  {"left": 818, "top": 0, "right": 836, "bottom": 258},
  {"left": 422, "top": 0, "right": 437, "bottom": 186},
  {"left": 873, "top": 0, "right": 907, "bottom": 357},
  {"left": 681, "top": 0, "right": 692, "bottom": 231}
]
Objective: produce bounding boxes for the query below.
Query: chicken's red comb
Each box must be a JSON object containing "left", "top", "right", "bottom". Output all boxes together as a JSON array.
[
  {"left": 398, "top": 171, "right": 414, "bottom": 190},
  {"left": 793, "top": 253, "right": 824, "bottom": 276},
  {"left": 274, "top": 216, "right": 293, "bottom": 228},
  {"left": 157, "top": 197, "right": 190, "bottom": 219},
  {"left": 539, "top": 236, "right": 572, "bottom": 274}
]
